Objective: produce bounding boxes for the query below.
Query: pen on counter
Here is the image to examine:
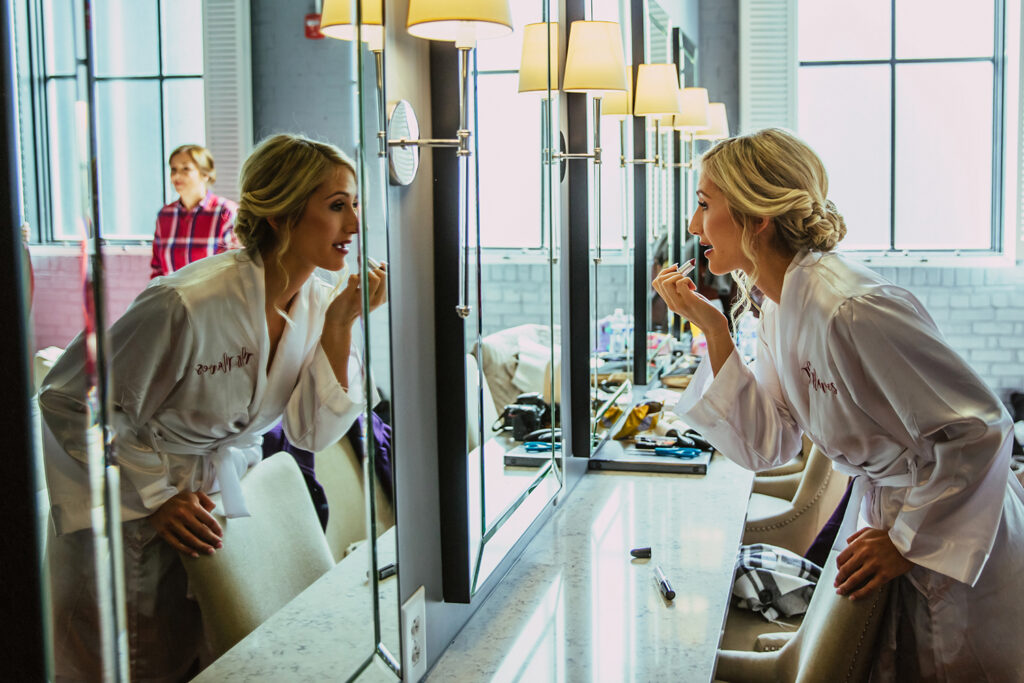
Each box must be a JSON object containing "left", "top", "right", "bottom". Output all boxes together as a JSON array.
[{"left": 654, "top": 565, "right": 676, "bottom": 601}]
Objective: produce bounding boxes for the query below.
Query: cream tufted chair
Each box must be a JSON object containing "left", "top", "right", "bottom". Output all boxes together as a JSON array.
[
  {"left": 180, "top": 452, "right": 335, "bottom": 658},
  {"left": 743, "top": 444, "right": 850, "bottom": 555},
  {"left": 316, "top": 434, "right": 395, "bottom": 563},
  {"left": 466, "top": 353, "right": 500, "bottom": 452},
  {"left": 715, "top": 548, "right": 891, "bottom": 682}
]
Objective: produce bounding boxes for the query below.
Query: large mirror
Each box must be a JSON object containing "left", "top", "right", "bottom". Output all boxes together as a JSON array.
[
  {"left": 588, "top": 0, "right": 635, "bottom": 451},
  {"left": 14, "top": 0, "right": 400, "bottom": 679},
  {"left": 642, "top": 0, "right": 678, "bottom": 384},
  {"left": 435, "top": 0, "right": 564, "bottom": 601}
]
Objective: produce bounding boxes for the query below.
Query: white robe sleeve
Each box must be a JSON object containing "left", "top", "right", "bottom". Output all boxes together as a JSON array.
[
  {"left": 39, "top": 284, "right": 195, "bottom": 533},
  {"left": 673, "top": 325, "right": 803, "bottom": 471},
  {"left": 827, "top": 290, "right": 1013, "bottom": 585},
  {"left": 282, "top": 342, "right": 363, "bottom": 452}
]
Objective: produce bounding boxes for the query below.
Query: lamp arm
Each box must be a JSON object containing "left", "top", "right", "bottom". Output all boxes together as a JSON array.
[
  {"left": 375, "top": 50, "right": 386, "bottom": 158},
  {"left": 455, "top": 45, "right": 472, "bottom": 318},
  {"left": 593, "top": 96, "right": 603, "bottom": 264}
]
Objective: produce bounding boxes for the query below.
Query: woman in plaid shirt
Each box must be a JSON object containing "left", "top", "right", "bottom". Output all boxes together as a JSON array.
[{"left": 151, "top": 144, "right": 239, "bottom": 278}]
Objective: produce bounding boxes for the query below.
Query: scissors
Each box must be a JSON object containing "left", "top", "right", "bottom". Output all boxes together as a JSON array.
[
  {"left": 653, "top": 446, "right": 703, "bottom": 459},
  {"left": 524, "top": 441, "right": 562, "bottom": 452}
]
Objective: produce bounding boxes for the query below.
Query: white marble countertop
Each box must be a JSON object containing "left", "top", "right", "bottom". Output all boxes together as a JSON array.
[
  {"left": 193, "top": 528, "right": 400, "bottom": 682},
  {"left": 427, "top": 456, "right": 754, "bottom": 682}
]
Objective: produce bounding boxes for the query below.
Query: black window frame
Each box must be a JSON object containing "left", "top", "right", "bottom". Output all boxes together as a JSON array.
[{"left": 798, "top": 0, "right": 1007, "bottom": 255}]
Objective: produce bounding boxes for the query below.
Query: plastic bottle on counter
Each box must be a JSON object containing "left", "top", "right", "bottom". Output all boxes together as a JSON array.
[{"left": 608, "top": 308, "right": 631, "bottom": 355}]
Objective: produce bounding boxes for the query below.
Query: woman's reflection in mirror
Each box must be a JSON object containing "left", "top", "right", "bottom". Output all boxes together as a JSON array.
[{"left": 39, "top": 133, "right": 387, "bottom": 680}]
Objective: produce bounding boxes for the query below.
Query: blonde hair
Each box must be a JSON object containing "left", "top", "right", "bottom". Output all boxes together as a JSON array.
[
  {"left": 169, "top": 144, "right": 217, "bottom": 183},
  {"left": 698, "top": 128, "right": 846, "bottom": 318},
  {"left": 234, "top": 133, "right": 357, "bottom": 279}
]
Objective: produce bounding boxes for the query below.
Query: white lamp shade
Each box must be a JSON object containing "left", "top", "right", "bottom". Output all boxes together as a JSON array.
[
  {"left": 320, "top": 0, "right": 384, "bottom": 51},
  {"left": 406, "top": 0, "right": 513, "bottom": 44},
  {"left": 633, "top": 64, "right": 681, "bottom": 116},
  {"left": 695, "top": 102, "right": 730, "bottom": 140},
  {"left": 518, "top": 22, "right": 559, "bottom": 93},
  {"left": 673, "top": 87, "right": 710, "bottom": 131},
  {"left": 562, "top": 21, "right": 627, "bottom": 93},
  {"left": 601, "top": 65, "right": 633, "bottom": 117}
]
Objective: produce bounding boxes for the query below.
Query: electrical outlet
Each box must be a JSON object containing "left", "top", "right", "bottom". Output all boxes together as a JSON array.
[{"left": 402, "top": 585, "right": 427, "bottom": 682}]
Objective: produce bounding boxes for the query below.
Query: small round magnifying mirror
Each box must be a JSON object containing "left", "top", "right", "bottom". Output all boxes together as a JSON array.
[{"left": 387, "top": 100, "right": 420, "bottom": 186}]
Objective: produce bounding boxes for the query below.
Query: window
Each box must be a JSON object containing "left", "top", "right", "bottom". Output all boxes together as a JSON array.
[
  {"left": 475, "top": 5, "right": 546, "bottom": 249},
  {"left": 17, "top": 0, "right": 206, "bottom": 243},
  {"left": 796, "top": 0, "right": 1012, "bottom": 254}
]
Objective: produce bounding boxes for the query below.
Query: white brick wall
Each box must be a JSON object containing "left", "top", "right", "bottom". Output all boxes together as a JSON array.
[{"left": 871, "top": 266, "right": 1024, "bottom": 398}]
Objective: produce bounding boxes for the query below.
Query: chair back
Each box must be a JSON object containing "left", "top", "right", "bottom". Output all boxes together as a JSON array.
[
  {"left": 743, "top": 445, "right": 850, "bottom": 554},
  {"left": 716, "top": 547, "right": 891, "bottom": 682},
  {"left": 181, "top": 452, "right": 334, "bottom": 657},
  {"left": 317, "top": 434, "right": 395, "bottom": 562}
]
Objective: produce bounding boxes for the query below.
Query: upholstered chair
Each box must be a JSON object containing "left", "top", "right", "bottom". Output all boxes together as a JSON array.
[
  {"left": 742, "top": 445, "right": 850, "bottom": 555},
  {"left": 466, "top": 353, "right": 500, "bottom": 452},
  {"left": 180, "top": 452, "right": 335, "bottom": 658},
  {"left": 715, "top": 548, "right": 891, "bottom": 682},
  {"left": 316, "top": 434, "right": 395, "bottom": 563}
]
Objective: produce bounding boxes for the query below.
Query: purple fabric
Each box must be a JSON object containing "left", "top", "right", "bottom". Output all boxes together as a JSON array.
[
  {"left": 345, "top": 412, "right": 394, "bottom": 502},
  {"left": 803, "top": 477, "right": 854, "bottom": 568}
]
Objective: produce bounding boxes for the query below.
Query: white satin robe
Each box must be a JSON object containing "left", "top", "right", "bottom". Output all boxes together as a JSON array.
[
  {"left": 40, "top": 249, "right": 366, "bottom": 534},
  {"left": 676, "top": 250, "right": 1024, "bottom": 681}
]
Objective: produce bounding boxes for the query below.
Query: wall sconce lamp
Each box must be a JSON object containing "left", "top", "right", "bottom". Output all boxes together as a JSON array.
[
  {"left": 324, "top": 0, "right": 512, "bottom": 317},
  {"left": 668, "top": 87, "right": 711, "bottom": 170},
  {"left": 405, "top": 0, "right": 513, "bottom": 317},
  {"left": 694, "top": 101, "right": 730, "bottom": 142},
  {"left": 626, "top": 64, "right": 683, "bottom": 167},
  {"left": 599, "top": 65, "right": 632, "bottom": 168},
  {"left": 517, "top": 21, "right": 561, "bottom": 178},
  {"left": 540, "top": 20, "right": 627, "bottom": 262}
]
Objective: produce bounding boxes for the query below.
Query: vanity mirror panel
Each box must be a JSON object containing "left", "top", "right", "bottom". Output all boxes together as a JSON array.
[
  {"left": 589, "top": 0, "right": 635, "bottom": 451},
  {"left": 13, "top": 0, "right": 401, "bottom": 679},
  {"left": 641, "top": 0, "right": 677, "bottom": 384},
  {"left": 436, "top": 0, "right": 563, "bottom": 602},
  {"left": 350, "top": 3, "right": 401, "bottom": 671}
]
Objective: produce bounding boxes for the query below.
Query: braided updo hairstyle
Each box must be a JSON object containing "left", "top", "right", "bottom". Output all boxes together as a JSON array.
[
  {"left": 698, "top": 128, "right": 846, "bottom": 317},
  {"left": 233, "top": 133, "right": 356, "bottom": 279}
]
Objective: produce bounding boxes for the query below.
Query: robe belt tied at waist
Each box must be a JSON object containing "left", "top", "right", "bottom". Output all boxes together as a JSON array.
[
  {"left": 148, "top": 430, "right": 260, "bottom": 519},
  {"left": 210, "top": 442, "right": 253, "bottom": 518},
  {"left": 836, "top": 458, "right": 934, "bottom": 543}
]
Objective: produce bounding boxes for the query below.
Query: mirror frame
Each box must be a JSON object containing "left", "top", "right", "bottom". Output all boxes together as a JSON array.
[{"left": 432, "top": 7, "right": 564, "bottom": 603}]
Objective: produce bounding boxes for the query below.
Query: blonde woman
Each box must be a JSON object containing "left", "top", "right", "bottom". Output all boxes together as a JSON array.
[
  {"left": 654, "top": 128, "right": 1024, "bottom": 680},
  {"left": 151, "top": 144, "right": 238, "bottom": 278},
  {"left": 41, "top": 134, "right": 386, "bottom": 680}
]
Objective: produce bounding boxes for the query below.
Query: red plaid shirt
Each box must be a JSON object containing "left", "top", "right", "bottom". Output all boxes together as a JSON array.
[{"left": 151, "top": 191, "right": 239, "bottom": 278}]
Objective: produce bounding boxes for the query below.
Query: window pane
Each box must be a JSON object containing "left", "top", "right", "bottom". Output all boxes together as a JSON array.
[
  {"left": 798, "top": 0, "right": 891, "bottom": 62},
  {"left": 476, "top": 2, "right": 541, "bottom": 72},
  {"left": 477, "top": 74, "right": 542, "bottom": 248},
  {"left": 798, "top": 65, "right": 892, "bottom": 250},
  {"left": 94, "top": 0, "right": 159, "bottom": 77},
  {"left": 160, "top": 0, "right": 204, "bottom": 76},
  {"left": 895, "top": 0, "right": 994, "bottom": 59},
  {"left": 41, "top": 0, "right": 81, "bottom": 76},
  {"left": 894, "top": 62, "right": 993, "bottom": 250},
  {"left": 95, "top": 81, "right": 163, "bottom": 239},
  {"left": 162, "top": 78, "right": 206, "bottom": 203},
  {"left": 46, "top": 79, "right": 86, "bottom": 240}
]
